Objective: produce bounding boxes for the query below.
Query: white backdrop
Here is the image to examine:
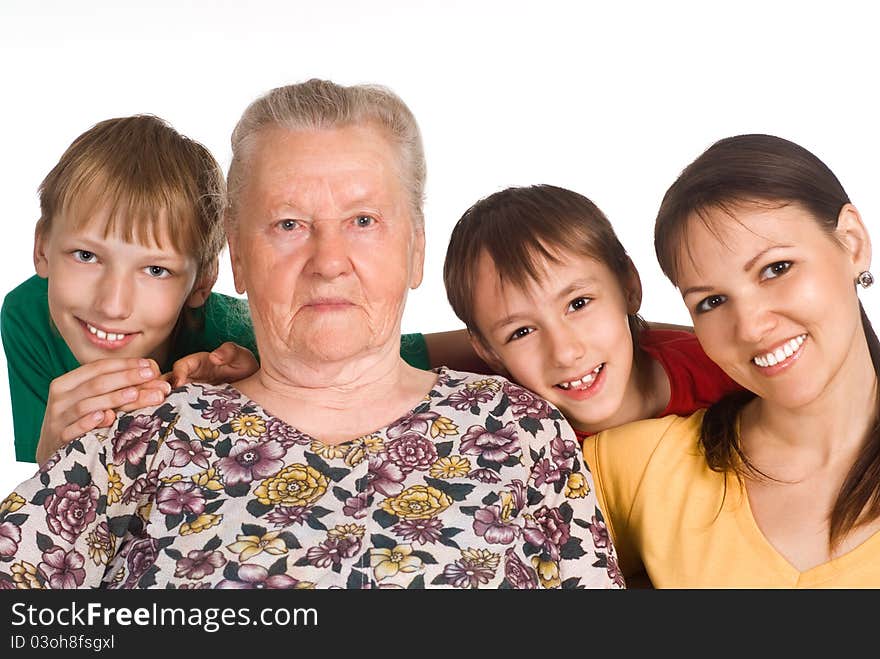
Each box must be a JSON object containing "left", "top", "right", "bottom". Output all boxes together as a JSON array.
[{"left": 1, "top": 0, "right": 878, "bottom": 492}]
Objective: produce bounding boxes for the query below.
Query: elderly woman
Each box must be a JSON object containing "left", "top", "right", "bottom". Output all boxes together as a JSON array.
[{"left": 0, "top": 80, "right": 620, "bottom": 589}]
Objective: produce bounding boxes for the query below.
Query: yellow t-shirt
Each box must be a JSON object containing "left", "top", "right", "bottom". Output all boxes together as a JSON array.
[{"left": 583, "top": 411, "right": 880, "bottom": 588}]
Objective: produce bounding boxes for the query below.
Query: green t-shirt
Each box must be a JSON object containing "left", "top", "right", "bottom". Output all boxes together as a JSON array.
[{"left": 1, "top": 275, "right": 430, "bottom": 463}]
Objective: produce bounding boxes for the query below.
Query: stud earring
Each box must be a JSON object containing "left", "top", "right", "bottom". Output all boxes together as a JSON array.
[{"left": 857, "top": 270, "right": 874, "bottom": 288}]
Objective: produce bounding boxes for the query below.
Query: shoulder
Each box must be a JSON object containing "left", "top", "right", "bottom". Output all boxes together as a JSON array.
[
  {"left": 585, "top": 411, "right": 705, "bottom": 479},
  {"left": 431, "top": 367, "right": 576, "bottom": 444},
  {"left": 204, "top": 291, "right": 249, "bottom": 313},
  {"left": 1, "top": 276, "right": 56, "bottom": 350},
  {"left": 2, "top": 275, "right": 48, "bottom": 318}
]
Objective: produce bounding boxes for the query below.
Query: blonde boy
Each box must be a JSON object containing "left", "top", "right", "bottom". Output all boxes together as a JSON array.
[{"left": 1, "top": 115, "right": 257, "bottom": 465}]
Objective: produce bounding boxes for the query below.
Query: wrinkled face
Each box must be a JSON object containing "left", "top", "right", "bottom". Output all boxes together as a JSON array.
[
  {"left": 227, "top": 124, "right": 425, "bottom": 368},
  {"left": 34, "top": 211, "right": 201, "bottom": 367},
  {"left": 676, "top": 202, "right": 869, "bottom": 410},
  {"left": 469, "top": 247, "right": 638, "bottom": 433}
]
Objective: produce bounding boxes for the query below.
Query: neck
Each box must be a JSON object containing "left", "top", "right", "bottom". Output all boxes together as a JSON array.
[
  {"left": 743, "top": 331, "right": 878, "bottom": 469},
  {"left": 234, "top": 340, "right": 437, "bottom": 444}
]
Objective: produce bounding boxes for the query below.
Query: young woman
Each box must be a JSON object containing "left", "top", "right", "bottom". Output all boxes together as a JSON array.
[{"left": 584, "top": 134, "right": 880, "bottom": 587}]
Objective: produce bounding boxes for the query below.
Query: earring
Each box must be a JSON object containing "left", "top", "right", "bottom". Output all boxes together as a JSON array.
[{"left": 857, "top": 271, "right": 874, "bottom": 289}]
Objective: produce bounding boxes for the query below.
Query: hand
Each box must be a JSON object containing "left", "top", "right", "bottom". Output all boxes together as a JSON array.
[
  {"left": 36, "top": 358, "right": 172, "bottom": 466},
  {"left": 167, "top": 342, "right": 259, "bottom": 388}
]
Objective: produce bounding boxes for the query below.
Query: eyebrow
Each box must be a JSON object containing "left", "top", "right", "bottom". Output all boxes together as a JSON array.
[
  {"left": 681, "top": 245, "right": 793, "bottom": 298},
  {"left": 490, "top": 277, "right": 599, "bottom": 331}
]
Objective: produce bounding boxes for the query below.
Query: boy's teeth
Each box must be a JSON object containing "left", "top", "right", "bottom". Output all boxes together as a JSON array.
[
  {"left": 558, "top": 364, "right": 603, "bottom": 390},
  {"left": 753, "top": 334, "right": 806, "bottom": 368},
  {"left": 87, "top": 323, "right": 127, "bottom": 342}
]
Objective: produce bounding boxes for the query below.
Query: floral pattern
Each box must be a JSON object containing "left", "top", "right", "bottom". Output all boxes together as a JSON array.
[{"left": 0, "top": 369, "right": 621, "bottom": 589}]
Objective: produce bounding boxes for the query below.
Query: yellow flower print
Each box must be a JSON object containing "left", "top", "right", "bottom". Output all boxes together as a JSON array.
[
  {"left": 530, "top": 556, "right": 561, "bottom": 588},
  {"left": 137, "top": 502, "right": 154, "bottom": 520},
  {"left": 461, "top": 548, "right": 500, "bottom": 569},
  {"left": 499, "top": 490, "right": 516, "bottom": 523},
  {"left": 327, "top": 524, "right": 366, "bottom": 541},
  {"left": 254, "top": 464, "right": 328, "bottom": 506},
  {"left": 192, "top": 468, "right": 224, "bottom": 491},
  {"left": 310, "top": 440, "right": 348, "bottom": 460},
  {"left": 227, "top": 531, "right": 288, "bottom": 562},
  {"left": 105, "top": 464, "right": 123, "bottom": 504},
  {"left": 345, "top": 435, "right": 385, "bottom": 467},
  {"left": 381, "top": 485, "right": 453, "bottom": 520},
  {"left": 564, "top": 472, "right": 590, "bottom": 499},
  {"left": 429, "top": 456, "right": 471, "bottom": 479},
  {"left": 467, "top": 378, "right": 500, "bottom": 392},
  {"left": 294, "top": 581, "right": 316, "bottom": 589},
  {"left": 231, "top": 414, "right": 266, "bottom": 437},
  {"left": 370, "top": 544, "right": 423, "bottom": 581},
  {"left": 361, "top": 435, "right": 385, "bottom": 453},
  {"left": 193, "top": 425, "right": 220, "bottom": 442},
  {"left": 85, "top": 526, "right": 113, "bottom": 566},
  {"left": 160, "top": 474, "right": 184, "bottom": 484},
  {"left": 344, "top": 445, "right": 367, "bottom": 467},
  {"left": 180, "top": 513, "right": 223, "bottom": 536},
  {"left": 11, "top": 562, "right": 43, "bottom": 589},
  {"left": 430, "top": 416, "right": 459, "bottom": 438},
  {"left": 0, "top": 492, "right": 25, "bottom": 515}
]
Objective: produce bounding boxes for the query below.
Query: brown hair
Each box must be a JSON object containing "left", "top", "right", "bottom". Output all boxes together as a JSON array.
[
  {"left": 654, "top": 133, "right": 880, "bottom": 546},
  {"left": 37, "top": 114, "right": 226, "bottom": 277},
  {"left": 226, "top": 79, "right": 425, "bottom": 229},
  {"left": 444, "top": 183, "right": 646, "bottom": 352}
]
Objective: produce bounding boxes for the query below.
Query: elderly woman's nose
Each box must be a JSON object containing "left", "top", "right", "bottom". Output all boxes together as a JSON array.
[{"left": 307, "top": 224, "right": 353, "bottom": 278}]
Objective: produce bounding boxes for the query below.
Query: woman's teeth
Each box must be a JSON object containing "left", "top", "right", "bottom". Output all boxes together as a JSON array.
[
  {"left": 752, "top": 334, "right": 806, "bottom": 367},
  {"left": 87, "top": 323, "right": 129, "bottom": 342},
  {"left": 557, "top": 364, "right": 604, "bottom": 390}
]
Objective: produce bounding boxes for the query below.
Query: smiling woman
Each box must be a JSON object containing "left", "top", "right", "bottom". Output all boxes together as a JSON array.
[
  {"left": 0, "top": 80, "right": 621, "bottom": 589},
  {"left": 583, "top": 134, "right": 880, "bottom": 587}
]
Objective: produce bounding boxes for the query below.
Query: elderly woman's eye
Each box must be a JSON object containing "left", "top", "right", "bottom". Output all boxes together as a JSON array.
[
  {"left": 355, "top": 215, "right": 376, "bottom": 228},
  {"left": 278, "top": 219, "right": 300, "bottom": 231}
]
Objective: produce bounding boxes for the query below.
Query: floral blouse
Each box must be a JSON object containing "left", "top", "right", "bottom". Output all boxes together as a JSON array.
[{"left": 0, "top": 368, "right": 623, "bottom": 589}]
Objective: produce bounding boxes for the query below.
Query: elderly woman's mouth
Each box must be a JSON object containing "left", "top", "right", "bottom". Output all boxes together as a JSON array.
[{"left": 302, "top": 298, "right": 355, "bottom": 311}]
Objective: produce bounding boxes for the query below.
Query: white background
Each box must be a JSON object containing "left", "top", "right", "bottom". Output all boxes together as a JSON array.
[{"left": 1, "top": 0, "right": 878, "bottom": 492}]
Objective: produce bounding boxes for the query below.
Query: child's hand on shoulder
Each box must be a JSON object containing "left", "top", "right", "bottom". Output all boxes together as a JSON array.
[
  {"left": 36, "top": 358, "right": 171, "bottom": 466},
  {"left": 166, "top": 341, "right": 259, "bottom": 388}
]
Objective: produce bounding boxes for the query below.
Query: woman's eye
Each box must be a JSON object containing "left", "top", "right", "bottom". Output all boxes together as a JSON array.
[
  {"left": 760, "top": 260, "right": 792, "bottom": 280},
  {"left": 695, "top": 294, "right": 727, "bottom": 314},
  {"left": 567, "top": 296, "right": 590, "bottom": 312},
  {"left": 145, "top": 265, "right": 171, "bottom": 279},
  {"left": 279, "top": 219, "right": 300, "bottom": 231},
  {"left": 507, "top": 327, "right": 534, "bottom": 342},
  {"left": 72, "top": 250, "right": 96, "bottom": 263},
  {"left": 354, "top": 215, "right": 375, "bottom": 228}
]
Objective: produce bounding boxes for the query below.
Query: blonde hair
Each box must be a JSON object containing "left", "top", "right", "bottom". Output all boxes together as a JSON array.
[
  {"left": 37, "top": 114, "right": 226, "bottom": 277},
  {"left": 226, "top": 79, "right": 426, "bottom": 227}
]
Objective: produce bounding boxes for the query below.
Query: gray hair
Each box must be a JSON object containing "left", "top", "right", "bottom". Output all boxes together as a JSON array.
[{"left": 226, "top": 78, "right": 426, "bottom": 228}]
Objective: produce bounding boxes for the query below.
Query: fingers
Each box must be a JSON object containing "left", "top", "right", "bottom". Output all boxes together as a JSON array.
[
  {"left": 52, "top": 357, "right": 159, "bottom": 394},
  {"left": 116, "top": 381, "right": 172, "bottom": 412},
  {"left": 60, "top": 409, "right": 116, "bottom": 443},
  {"left": 49, "top": 358, "right": 162, "bottom": 402},
  {"left": 168, "top": 352, "right": 215, "bottom": 387}
]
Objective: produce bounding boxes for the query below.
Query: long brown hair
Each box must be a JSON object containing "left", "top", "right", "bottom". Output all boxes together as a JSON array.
[{"left": 654, "top": 134, "right": 880, "bottom": 546}]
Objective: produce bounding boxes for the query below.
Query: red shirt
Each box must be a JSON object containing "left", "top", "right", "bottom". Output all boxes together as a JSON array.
[{"left": 574, "top": 329, "right": 742, "bottom": 443}]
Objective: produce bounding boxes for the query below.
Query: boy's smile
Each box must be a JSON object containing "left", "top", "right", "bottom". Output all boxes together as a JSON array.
[{"left": 34, "top": 209, "right": 202, "bottom": 368}]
